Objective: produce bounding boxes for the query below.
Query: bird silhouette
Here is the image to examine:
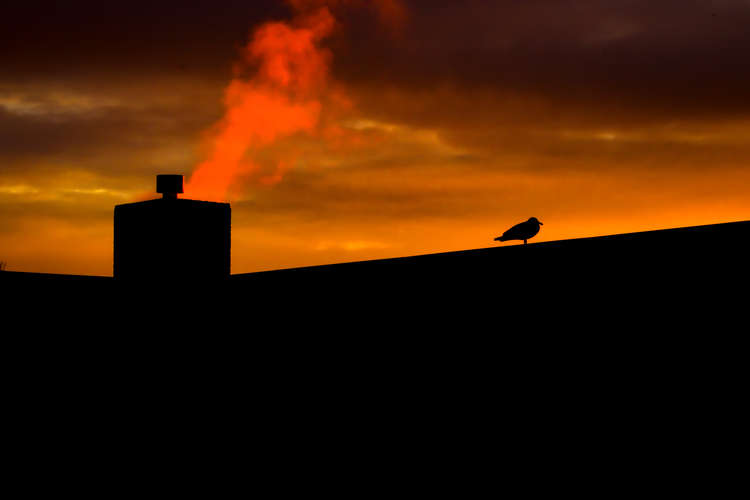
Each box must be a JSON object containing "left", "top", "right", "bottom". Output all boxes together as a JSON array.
[{"left": 495, "top": 217, "right": 543, "bottom": 245}]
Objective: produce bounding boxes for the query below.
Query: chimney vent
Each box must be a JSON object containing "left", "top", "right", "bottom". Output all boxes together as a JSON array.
[{"left": 156, "top": 174, "right": 184, "bottom": 200}]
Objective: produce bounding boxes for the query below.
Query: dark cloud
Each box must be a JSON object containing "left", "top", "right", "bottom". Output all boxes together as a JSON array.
[
  {"left": 335, "top": 1, "right": 750, "bottom": 119},
  {"left": 4, "top": 1, "right": 750, "bottom": 117},
  {"left": 0, "top": 1, "right": 288, "bottom": 78},
  {"left": 0, "top": 78, "right": 225, "bottom": 188}
]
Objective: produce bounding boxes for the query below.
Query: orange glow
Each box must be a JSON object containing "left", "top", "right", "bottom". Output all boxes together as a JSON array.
[{"left": 185, "top": 6, "right": 337, "bottom": 201}]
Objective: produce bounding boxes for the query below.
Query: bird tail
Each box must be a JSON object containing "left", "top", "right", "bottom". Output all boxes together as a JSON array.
[{"left": 494, "top": 236, "right": 507, "bottom": 242}]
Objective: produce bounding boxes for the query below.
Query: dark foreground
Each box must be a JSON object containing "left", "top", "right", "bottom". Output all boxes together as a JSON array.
[
  {"left": 6, "top": 219, "right": 746, "bottom": 326},
  {"left": 3, "top": 221, "right": 745, "bottom": 490}
]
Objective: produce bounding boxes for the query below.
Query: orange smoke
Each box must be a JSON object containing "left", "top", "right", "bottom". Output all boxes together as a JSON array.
[
  {"left": 185, "top": 1, "right": 405, "bottom": 201},
  {"left": 185, "top": 7, "right": 336, "bottom": 201}
]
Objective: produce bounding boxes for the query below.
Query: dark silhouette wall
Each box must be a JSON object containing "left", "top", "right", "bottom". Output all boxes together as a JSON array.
[{"left": 114, "top": 198, "right": 231, "bottom": 281}]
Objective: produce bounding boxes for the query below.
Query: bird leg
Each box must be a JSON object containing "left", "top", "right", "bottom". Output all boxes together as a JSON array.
[{"left": 524, "top": 239, "right": 527, "bottom": 245}]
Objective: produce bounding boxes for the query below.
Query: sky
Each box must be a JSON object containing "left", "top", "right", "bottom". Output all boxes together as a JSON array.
[{"left": 2, "top": 0, "right": 750, "bottom": 275}]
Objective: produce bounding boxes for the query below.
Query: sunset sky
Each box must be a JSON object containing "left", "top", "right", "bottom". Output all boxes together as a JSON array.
[{"left": 2, "top": 0, "right": 750, "bottom": 275}]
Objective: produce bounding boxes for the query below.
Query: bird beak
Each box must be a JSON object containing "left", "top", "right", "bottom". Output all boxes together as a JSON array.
[{"left": 538, "top": 221, "right": 543, "bottom": 225}]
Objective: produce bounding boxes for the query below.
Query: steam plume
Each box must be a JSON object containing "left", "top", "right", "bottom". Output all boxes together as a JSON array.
[{"left": 185, "top": 0, "right": 405, "bottom": 201}]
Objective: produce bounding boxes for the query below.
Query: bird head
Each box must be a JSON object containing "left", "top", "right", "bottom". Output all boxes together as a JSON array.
[{"left": 528, "top": 217, "right": 543, "bottom": 225}]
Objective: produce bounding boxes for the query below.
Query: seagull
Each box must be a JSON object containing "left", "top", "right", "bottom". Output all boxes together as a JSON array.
[{"left": 494, "top": 217, "right": 543, "bottom": 245}]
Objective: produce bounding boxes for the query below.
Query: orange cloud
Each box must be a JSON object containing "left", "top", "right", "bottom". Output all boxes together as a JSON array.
[
  {"left": 185, "top": 7, "right": 339, "bottom": 201},
  {"left": 186, "top": 1, "right": 407, "bottom": 201}
]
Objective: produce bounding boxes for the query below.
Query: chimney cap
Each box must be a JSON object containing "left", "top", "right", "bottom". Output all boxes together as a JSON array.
[{"left": 156, "top": 175, "right": 184, "bottom": 198}]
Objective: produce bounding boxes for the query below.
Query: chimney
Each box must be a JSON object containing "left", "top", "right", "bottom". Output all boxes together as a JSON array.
[
  {"left": 156, "top": 174, "right": 183, "bottom": 200},
  {"left": 113, "top": 175, "right": 231, "bottom": 281}
]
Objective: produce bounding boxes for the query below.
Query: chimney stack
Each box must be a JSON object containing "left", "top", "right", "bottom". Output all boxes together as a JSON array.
[
  {"left": 156, "top": 174, "right": 184, "bottom": 200},
  {"left": 114, "top": 175, "right": 231, "bottom": 281}
]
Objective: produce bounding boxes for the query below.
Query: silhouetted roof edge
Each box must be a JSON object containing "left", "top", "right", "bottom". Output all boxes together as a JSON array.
[
  {"left": 3, "top": 219, "right": 747, "bottom": 280},
  {"left": 231, "top": 219, "right": 750, "bottom": 278},
  {"left": 0, "top": 270, "right": 113, "bottom": 281},
  {"left": 114, "top": 198, "right": 230, "bottom": 209}
]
